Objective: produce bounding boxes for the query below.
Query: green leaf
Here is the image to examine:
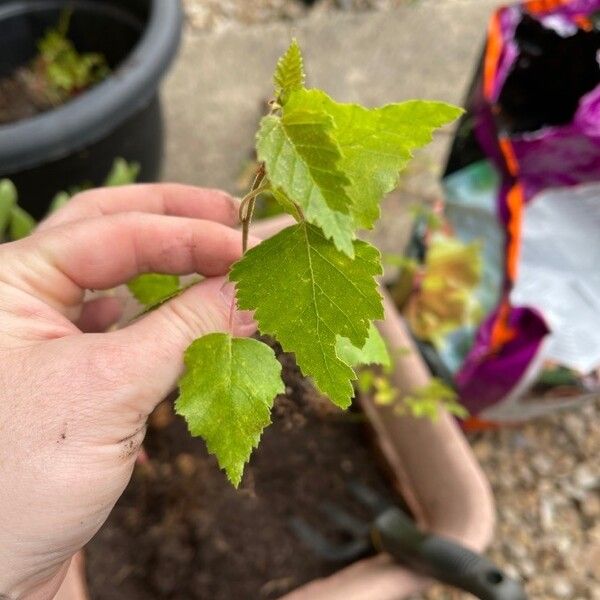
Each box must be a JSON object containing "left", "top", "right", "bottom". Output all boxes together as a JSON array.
[
  {"left": 306, "top": 204, "right": 354, "bottom": 258},
  {"left": 37, "top": 10, "right": 109, "bottom": 100},
  {"left": 286, "top": 89, "right": 463, "bottom": 229},
  {"left": 336, "top": 323, "right": 390, "bottom": 368},
  {"left": 357, "top": 369, "right": 398, "bottom": 406},
  {"left": 9, "top": 206, "right": 36, "bottom": 240},
  {"left": 176, "top": 333, "right": 284, "bottom": 486},
  {"left": 127, "top": 274, "right": 181, "bottom": 308},
  {"left": 270, "top": 188, "right": 303, "bottom": 220},
  {"left": 373, "top": 375, "right": 398, "bottom": 406},
  {"left": 257, "top": 111, "right": 355, "bottom": 257},
  {"left": 401, "top": 378, "right": 467, "bottom": 420},
  {"left": 230, "top": 223, "right": 383, "bottom": 408},
  {"left": 269, "top": 188, "right": 355, "bottom": 258},
  {"left": 382, "top": 253, "right": 419, "bottom": 270},
  {"left": 0, "top": 179, "right": 18, "bottom": 237},
  {"left": 274, "top": 39, "right": 305, "bottom": 104},
  {"left": 48, "top": 191, "right": 72, "bottom": 214},
  {"left": 104, "top": 158, "right": 140, "bottom": 187}
]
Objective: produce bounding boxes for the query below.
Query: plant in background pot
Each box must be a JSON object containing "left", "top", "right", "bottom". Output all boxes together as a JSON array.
[
  {"left": 0, "top": 0, "right": 183, "bottom": 219},
  {"left": 0, "top": 8, "right": 110, "bottom": 124}
]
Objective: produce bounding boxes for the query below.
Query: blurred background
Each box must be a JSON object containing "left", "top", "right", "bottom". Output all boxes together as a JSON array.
[{"left": 161, "top": 2, "right": 599, "bottom": 598}]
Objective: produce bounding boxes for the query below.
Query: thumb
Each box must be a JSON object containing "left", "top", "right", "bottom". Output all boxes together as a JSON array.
[{"left": 110, "top": 276, "right": 256, "bottom": 412}]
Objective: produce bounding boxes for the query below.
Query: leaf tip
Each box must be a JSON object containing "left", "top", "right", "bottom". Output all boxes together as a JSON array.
[
  {"left": 226, "top": 467, "right": 244, "bottom": 489},
  {"left": 274, "top": 39, "right": 306, "bottom": 104}
]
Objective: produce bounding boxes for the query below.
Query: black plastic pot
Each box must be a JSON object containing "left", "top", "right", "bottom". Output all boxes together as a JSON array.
[{"left": 0, "top": 0, "right": 183, "bottom": 218}]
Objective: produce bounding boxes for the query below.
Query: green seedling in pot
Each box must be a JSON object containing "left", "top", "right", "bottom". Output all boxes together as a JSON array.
[
  {"left": 33, "top": 9, "right": 110, "bottom": 104},
  {"left": 0, "top": 179, "right": 36, "bottom": 241}
]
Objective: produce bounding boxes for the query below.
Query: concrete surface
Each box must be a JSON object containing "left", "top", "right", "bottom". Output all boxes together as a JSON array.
[{"left": 161, "top": 0, "right": 502, "bottom": 192}]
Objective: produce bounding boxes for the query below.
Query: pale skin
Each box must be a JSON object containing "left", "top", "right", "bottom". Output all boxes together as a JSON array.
[{"left": 0, "top": 185, "right": 258, "bottom": 600}]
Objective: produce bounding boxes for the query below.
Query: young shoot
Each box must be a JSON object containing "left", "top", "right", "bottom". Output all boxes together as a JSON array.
[{"left": 131, "top": 40, "right": 463, "bottom": 486}]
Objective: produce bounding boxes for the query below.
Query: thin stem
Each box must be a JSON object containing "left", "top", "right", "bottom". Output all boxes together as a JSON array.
[
  {"left": 242, "top": 199, "right": 256, "bottom": 253},
  {"left": 241, "top": 166, "right": 269, "bottom": 253},
  {"left": 251, "top": 163, "right": 266, "bottom": 191},
  {"left": 238, "top": 184, "right": 269, "bottom": 222},
  {"left": 292, "top": 202, "right": 305, "bottom": 222}
]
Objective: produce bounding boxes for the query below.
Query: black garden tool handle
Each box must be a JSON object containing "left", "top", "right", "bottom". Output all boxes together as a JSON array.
[{"left": 373, "top": 507, "right": 528, "bottom": 600}]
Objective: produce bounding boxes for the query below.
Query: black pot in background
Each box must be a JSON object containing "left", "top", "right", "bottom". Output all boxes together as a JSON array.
[{"left": 0, "top": 0, "right": 183, "bottom": 219}]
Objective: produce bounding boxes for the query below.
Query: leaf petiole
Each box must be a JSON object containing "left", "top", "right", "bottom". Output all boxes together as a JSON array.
[
  {"left": 240, "top": 183, "right": 270, "bottom": 252},
  {"left": 240, "top": 164, "right": 269, "bottom": 252}
]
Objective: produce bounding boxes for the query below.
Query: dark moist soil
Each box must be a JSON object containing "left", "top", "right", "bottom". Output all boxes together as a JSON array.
[
  {"left": 85, "top": 350, "right": 396, "bottom": 600},
  {"left": 0, "top": 67, "right": 56, "bottom": 125}
]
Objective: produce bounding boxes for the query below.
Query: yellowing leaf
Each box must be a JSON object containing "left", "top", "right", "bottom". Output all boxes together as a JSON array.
[
  {"left": 426, "top": 233, "right": 481, "bottom": 289},
  {"left": 405, "top": 234, "right": 482, "bottom": 347},
  {"left": 176, "top": 334, "right": 284, "bottom": 486},
  {"left": 230, "top": 223, "right": 383, "bottom": 408}
]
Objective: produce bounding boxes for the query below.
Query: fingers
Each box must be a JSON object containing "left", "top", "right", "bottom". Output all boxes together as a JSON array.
[
  {"left": 2, "top": 213, "right": 251, "bottom": 315},
  {"left": 38, "top": 184, "right": 240, "bottom": 232},
  {"left": 110, "top": 277, "right": 256, "bottom": 412},
  {"left": 76, "top": 297, "right": 124, "bottom": 333}
]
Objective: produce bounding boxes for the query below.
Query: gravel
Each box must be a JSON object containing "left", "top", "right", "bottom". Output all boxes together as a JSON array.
[{"left": 420, "top": 398, "right": 600, "bottom": 600}]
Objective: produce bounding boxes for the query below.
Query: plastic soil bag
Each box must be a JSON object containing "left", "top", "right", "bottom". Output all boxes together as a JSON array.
[{"left": 406, "top": 0, "right": 600, "bottom": 425}]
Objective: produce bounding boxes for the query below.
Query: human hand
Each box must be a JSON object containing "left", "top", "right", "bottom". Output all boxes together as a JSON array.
[{"left": 0, "top": 185, "right": 255, "bottom": 599}]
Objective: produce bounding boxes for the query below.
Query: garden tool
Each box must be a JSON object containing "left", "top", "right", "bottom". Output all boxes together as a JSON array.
[{"left": 291, "top": 482, "right": 527, "bottom": 600}]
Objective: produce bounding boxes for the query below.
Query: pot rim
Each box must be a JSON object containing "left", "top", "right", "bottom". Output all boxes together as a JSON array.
[{"left": 0, "top": 0, "right": 183, "bottom": 173}]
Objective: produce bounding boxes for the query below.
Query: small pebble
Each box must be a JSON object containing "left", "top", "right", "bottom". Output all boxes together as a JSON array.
[
  {"left": 520, "top": 559, "right": 535, "bottom": 579},
  {"left": 531, "top": 453, "right": 553, "bottom": 476},
  {"left": 504, "top": 564, "right": 520, "bottom": 580},
  {"left": 574, "top": 465, "right": 599, "bottom": 491},
  {"left": 550, "top": 576, "right": 574, "bottom": 599},
  {"left": 507, "top": 542, "right": 528, "bottom": 560},
  {"left": 540, "top": 498, "right": 555, "bottom": 530},
  {"left": 563, "top": 413, "right": 585, "bottom": 442},
  {"left": 581, "top": 493, "right": 600, "bottom": 519}
]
